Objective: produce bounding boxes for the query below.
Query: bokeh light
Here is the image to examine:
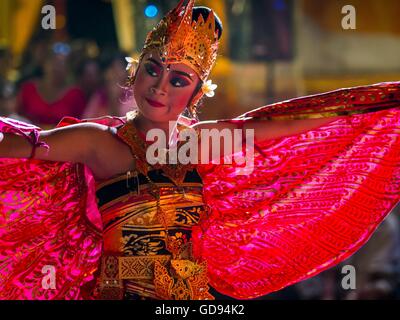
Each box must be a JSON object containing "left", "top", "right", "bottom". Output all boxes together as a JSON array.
[{"left": 144, "top": 5, "right": 158, "bottom": 18}]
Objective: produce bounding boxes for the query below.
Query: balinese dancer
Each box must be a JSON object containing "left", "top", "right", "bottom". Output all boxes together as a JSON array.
[{"left": 0, "top": 0, "right": 400, "bottom": 300}]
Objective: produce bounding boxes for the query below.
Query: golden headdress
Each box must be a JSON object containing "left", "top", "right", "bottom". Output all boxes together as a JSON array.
[{"left": 140, "top": 0, "right": 220, "bottom": 83}]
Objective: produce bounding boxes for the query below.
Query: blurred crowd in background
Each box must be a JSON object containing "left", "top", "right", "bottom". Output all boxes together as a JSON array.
[
  {"left": 1, "top": 0, "right": 400, "bottom": 299},
  {"left": 0, "top": 40, "right": 133, "bottom": 129}
]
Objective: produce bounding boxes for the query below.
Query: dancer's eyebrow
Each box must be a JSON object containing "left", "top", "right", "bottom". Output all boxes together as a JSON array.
[
  {"left": 171, "top": 70, "right": 193, "bottom": 81},
  {"left": 147, "top": 58, "right": 163, "bottom": 68},
  {"left": 147, "top": 58, "right": 193, "bottom": 81}
]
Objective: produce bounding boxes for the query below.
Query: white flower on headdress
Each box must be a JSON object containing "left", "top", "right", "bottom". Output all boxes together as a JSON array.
[
  {"left": 125, "top": 57, "right": 139, "bottom": 71},
  {"left": 125, "top": 57, "right": 135, "bottom": 71},
  {"left": 202, "top": 80, "right": 218, "bottom": 98}
]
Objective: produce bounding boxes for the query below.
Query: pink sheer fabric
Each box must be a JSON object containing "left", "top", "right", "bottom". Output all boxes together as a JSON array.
[{"left": 0, "top": 82, "right": 400, "bottom": 299}]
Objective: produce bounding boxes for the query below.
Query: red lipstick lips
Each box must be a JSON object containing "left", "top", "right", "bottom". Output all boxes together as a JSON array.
[{"left": 145, "top": 98, "right": 166, "bottom": 108}]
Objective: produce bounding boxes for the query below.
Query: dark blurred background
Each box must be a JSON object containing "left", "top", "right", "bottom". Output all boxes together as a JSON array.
[
  {"left": 2, "top": 0, "right": 400, "bottom": 124},
  {"left": 0, "top": 0, "right": 399, "bottom": 300}
]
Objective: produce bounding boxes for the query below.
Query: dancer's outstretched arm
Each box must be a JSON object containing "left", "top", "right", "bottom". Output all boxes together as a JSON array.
[
  {"left": 0, "top": 122, "right": 111, "bottom": 165},
  {"left": 192, "top": 116, "right": 344, "bottom": 162},
  {"left": 194, "top": 116, "right": 343, "bottom": 143}
]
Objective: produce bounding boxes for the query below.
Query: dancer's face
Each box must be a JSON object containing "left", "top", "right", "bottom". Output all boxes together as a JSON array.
[{"left": 133, "top": 51, "right": 201, "bottom": 123}]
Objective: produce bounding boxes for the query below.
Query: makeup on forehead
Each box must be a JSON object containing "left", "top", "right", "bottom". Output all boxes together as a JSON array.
[{"left": 146, "top": 57, "right": 195, "bottom": 81}]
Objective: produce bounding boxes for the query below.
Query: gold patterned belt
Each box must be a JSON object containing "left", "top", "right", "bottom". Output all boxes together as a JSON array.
[
  {"left": 96, "top": 253, "right": 214, "bottom": 300},
  {"left": 96, "top": 254, "right": 170, "bottom": 300}
]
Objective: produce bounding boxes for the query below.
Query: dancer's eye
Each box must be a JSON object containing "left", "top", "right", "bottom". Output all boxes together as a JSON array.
[
  {"left": 170, "top": 77, "right": 190, "bottom": 88},
  {"left": 144, "top": 63, "right": 159, "bottom": 77}
]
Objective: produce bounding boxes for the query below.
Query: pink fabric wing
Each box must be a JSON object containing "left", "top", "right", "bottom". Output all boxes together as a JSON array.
[
  {"left": 0, "top": 116, "right": 125, "bottom": 299},
  {"left": 192, "top": 82, "right": 400, "bottom": 299}
]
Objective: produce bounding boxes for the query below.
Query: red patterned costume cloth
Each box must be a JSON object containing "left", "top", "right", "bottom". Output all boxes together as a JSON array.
[{"left": 0, "top": 82, "right": 400, "bottom": 299}]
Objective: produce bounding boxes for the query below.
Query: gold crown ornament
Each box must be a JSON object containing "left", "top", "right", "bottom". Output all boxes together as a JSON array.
[{"left": 140, "top": 0, "right": 220, "bottom": 84}]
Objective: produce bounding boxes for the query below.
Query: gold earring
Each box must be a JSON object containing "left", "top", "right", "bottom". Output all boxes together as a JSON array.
[{"left": 126, "top": 74, "right": 136, "bottom": 87}]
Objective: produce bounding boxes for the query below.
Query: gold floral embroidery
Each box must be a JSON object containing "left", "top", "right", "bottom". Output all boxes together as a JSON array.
[
  {"left": 119, "top": 255, "right": 170, "bottom": 280},
  {"left": 154, "top": 259, "right": 214, "bottom": 300}
]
